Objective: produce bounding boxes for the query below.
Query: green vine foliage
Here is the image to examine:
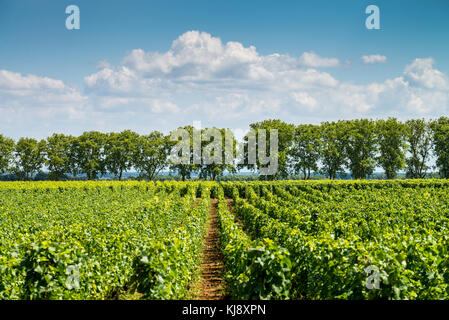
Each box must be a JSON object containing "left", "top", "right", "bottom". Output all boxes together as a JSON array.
[
  {"left": 2, "top": 180, "right": 449, "bottom": 300},
  {"left": 0, "top": 181, "right": 209, "bottom": 300}
]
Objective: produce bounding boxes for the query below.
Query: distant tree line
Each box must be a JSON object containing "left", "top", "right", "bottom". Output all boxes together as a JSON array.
[
  {"left": 1, "top": 117, "right": 449, "bottom": 181},
  {"left": 288, "top": 117, "right": 448, "bottom": 180}
]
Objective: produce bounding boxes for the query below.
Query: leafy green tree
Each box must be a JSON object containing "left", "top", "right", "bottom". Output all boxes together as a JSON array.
[
  {"left": 134, "top": 131, "right": 171, "bottom": 181},
  {"left": 168, "top": 126, "right": 199, "bottom": 181},
  {"left": 13, "top": 138, "right": 46, "bottom": 180},
  {"left": 376, "top": 118, "right": 407, "bottom": 179},
  {"left": 246, "top": 119, "right": 295, "bottom": 180},
  {"left": 320, "top": 121, "right": 347, "bottom": 180},
  {"left": 405, "top": 119, "right": 432, "bottom": 179},
  {"left": 104, "top": 130, "right": 139, "bottom": 180},
  {"left": 45, "top": 133, "right": 74, "bottom": 180},
  {"left": 199, "top": 127, "right": 237, "bottom": 180},
  {"left": 288, "top": 124, "right": 321, "bottom": 180},
  {"left": 0, "top": 134, "right": 15, "bottom": 174},
  {"left": 65, "top": 136, "right": 81, "bottom": 178},
  {"left": 345, "top": 119, "right": 377, "bottom": 179},
  {"left": 74, "top": 131, "right": 106, "bottom": 180},
  {"left": 430, "top": 117, "right": 449, "bottom": 178}
]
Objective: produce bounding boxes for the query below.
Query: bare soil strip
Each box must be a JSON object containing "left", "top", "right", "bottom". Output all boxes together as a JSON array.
[
  {"left": 225, "top": 198, "right": 233, "bottom": 214},
  {"left": 197, "top": 199, "right": 227, "bottom": 300}
]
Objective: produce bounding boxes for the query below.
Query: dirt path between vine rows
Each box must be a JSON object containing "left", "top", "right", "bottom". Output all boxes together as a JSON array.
[{"left": 197, "top": 200, "right": 227, "bottom": 300}]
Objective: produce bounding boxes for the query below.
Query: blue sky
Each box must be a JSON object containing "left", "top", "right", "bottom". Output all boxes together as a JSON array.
[{"left": 1, "top": 0, "right": 448, "bottom": 139}]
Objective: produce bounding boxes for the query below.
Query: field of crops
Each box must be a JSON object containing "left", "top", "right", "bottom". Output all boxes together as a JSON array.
[
  {"left": 0, "top": 181, "right": 211, "bottom": 299},
  {"left": 1, "top": 179, "right": 449, "bottom": 300}
]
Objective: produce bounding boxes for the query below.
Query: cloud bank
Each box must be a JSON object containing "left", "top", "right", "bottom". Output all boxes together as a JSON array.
[{"left": 0, "top": 31, "right": 448, "bottom": 138}]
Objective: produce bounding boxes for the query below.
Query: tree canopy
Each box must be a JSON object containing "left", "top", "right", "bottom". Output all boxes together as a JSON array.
[{"left": 0, "top": 118, "right": 448, "bottom": 181}]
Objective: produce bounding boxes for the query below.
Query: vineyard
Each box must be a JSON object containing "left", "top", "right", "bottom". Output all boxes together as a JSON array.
[{"left": 1, "top": 179, "right": 449, "bottom": 299}]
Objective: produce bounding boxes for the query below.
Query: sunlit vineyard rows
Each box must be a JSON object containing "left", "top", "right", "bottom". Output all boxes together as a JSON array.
[{"left": 1, "top": 180, "right": 449, "bottom": 299}]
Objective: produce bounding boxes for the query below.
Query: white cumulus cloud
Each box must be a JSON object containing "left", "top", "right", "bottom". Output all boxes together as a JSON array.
[
  {"left": 362, "top": 54, "right": 387, "bottom": 64},
  {"left": 403, "top": 58, "right": 449, "bottom": 90},
  {"left": 86, "top": 31, "right": 342, "bottom": 88},
  {"left": 1, "top": 31, "right": 449, "bottom": 138},
  {"left": 299, "top": 52, "right": 341, "bottom": 68}
]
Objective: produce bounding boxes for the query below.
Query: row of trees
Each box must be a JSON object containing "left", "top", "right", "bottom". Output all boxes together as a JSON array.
[
  {"left": 0, "top": 131, "right": 170, "bottom": 181},
  {"left": 0, "top": 127, "right": 237, "bottom": 181},
  {"left": 287, "top": 118, "right": 447, "bottom": 180},
  {"left": 0, "top": 117, "right": 449, "bottom": 181}
]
